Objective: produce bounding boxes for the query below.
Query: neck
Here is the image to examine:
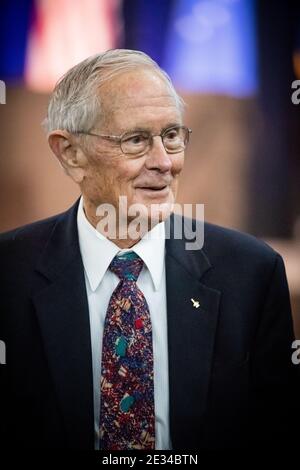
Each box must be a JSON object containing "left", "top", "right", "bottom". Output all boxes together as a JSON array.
[{"left": 82, "top": 198, "right": 147, "bottom": 249}]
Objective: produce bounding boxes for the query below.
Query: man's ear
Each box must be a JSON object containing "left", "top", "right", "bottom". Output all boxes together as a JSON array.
[{"left": 48, "top": 130, "right": 87, "bottom": 184}]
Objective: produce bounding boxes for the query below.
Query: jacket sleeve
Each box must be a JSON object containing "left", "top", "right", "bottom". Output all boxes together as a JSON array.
[
  {"left": 250, "top": 253, "right": 300, "bottom": 448},
  {"left": 0, "top": 300, "right": 8, "bottom": 448}
]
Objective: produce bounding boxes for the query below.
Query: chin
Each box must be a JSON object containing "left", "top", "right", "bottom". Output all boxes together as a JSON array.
[
  {"left": 125, "top": 199, "right": 172, "bottom": 235},
  {"left": 147, "top": 200, "right": 174, "bottom": 225}
]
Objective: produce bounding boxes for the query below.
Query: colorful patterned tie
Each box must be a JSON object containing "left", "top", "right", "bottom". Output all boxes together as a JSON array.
[{"left": 99, "top": 251, "right": 155, "bottom": 450}]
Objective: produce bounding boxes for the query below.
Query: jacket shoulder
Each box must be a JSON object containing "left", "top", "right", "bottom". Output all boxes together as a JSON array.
[
  {"left": 0, "top": 212, "right": 66, "bottom": 273},
  {"left": 203, "top": 221, "right": 276, "bottom": 257},
  {"left": 201, "top": 221, "right": 281, "bottom": 282},
  {"left": 175, "top": 213, "right": 277, "bottom": 261},
  {"left": 0, "top": 212, "right": 64, "bottom": 244}
]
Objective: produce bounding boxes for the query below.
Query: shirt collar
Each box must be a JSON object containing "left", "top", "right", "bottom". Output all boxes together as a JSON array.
[{"left": 77, "top": 197, "right": 165, "bottom": 292}]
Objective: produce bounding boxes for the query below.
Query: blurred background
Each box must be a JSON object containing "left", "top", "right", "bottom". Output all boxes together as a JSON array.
[{"left": 0, "top": 0, "right": 299, "bottom": 336}]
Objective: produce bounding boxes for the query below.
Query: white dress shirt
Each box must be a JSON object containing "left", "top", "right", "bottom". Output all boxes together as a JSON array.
[{"left": 77, "top": 197, "right": 171, "bottom": 450}]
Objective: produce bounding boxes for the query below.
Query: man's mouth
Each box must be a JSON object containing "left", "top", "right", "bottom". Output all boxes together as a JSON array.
[
  {"left": 138, "top": 185, "right": 168, "bottom": 191},
  {"left": 136, "top": 185, "right": 170, "bottom": 195}
]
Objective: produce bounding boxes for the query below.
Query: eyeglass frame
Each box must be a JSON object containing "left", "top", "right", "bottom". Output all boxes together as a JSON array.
[{"left": 74, "top": 125, "right": 192, "bottom": 157}]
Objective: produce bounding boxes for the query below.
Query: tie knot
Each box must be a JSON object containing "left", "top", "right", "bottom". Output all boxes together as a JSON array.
[{"left": 109, "top": 252, "right": 143, "bottom": 281}]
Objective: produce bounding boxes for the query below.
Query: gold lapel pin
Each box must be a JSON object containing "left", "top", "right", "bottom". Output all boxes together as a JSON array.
[{"left": 191, "top": 298, "right": 200, "bottom": 309}]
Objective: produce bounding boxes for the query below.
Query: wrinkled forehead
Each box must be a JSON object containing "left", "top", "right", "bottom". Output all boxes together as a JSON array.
[{"left": 100, "top": 68, "right": 179, "bottom": 112}]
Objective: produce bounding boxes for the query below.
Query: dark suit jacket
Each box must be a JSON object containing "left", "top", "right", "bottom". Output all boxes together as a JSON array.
[{"left": 0, "top": 199, "right": 299, "bottom": 450}]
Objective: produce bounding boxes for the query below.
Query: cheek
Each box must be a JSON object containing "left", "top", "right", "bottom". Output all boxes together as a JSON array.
[
  {"left": 115, "top": 160, "right": 145, "bottom": 187},
  {"left": 83, "top": 157, "right": 118, "bottom": 200},
  {"left": 171, "top": 154, "right": 185, "bottom": 176},
  {"left": 95, "top": 161, "right": 145, "bottom": 202},
  {"left": 87, "top": 153, "right": 123, "bottom": 184}
]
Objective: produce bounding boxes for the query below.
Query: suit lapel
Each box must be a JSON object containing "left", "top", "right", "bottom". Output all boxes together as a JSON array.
[
  {"left": 32, "top": 200, "right": 94, "bottom": 449},
  {"left": 165, "top": 215, "right": 221, "bottom": 448}
]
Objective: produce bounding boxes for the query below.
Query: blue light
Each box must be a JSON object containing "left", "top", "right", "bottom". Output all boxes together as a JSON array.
[{"left": 162, "top": 0, "right": 258, "bottom": 97}]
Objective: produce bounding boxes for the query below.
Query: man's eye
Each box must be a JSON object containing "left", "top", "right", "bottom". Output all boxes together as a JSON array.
[
  {"left": 165, "top": 129, "right": 179, "bottom": 139},
  {"left": 131, "top": 135, "right": 143, "bottom": 144},
  {"left": 124, "top": 134, "right": 147, "bottom": 145}
]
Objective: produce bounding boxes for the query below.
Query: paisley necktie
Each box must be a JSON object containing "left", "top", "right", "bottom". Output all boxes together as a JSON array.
[{"left": 99, "top": 251, "right": 155, "bottom": 450}]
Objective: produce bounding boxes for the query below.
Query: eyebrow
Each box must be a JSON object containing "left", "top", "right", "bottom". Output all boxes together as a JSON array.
[{"left": 122, "top": 122, "right": 182, "bottom": 134}]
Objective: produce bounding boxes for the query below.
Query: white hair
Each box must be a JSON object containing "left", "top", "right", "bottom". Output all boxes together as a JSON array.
[{"left": 43, "top": 49, "right": 185, "bottom": 133}]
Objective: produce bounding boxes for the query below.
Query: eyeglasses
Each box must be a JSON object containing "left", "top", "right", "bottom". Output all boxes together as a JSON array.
[{"left": 75, "top": 125, "right": 192, "bottom": 158}]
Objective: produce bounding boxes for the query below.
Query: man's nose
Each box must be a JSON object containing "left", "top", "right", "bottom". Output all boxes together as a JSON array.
[{"left": 145, "top": 136, "right": 173, "bottom": 172}]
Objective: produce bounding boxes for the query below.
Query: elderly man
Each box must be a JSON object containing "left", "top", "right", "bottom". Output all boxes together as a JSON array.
[{"left": 0, "top": 49, "right": 299, "bottom": 451}]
